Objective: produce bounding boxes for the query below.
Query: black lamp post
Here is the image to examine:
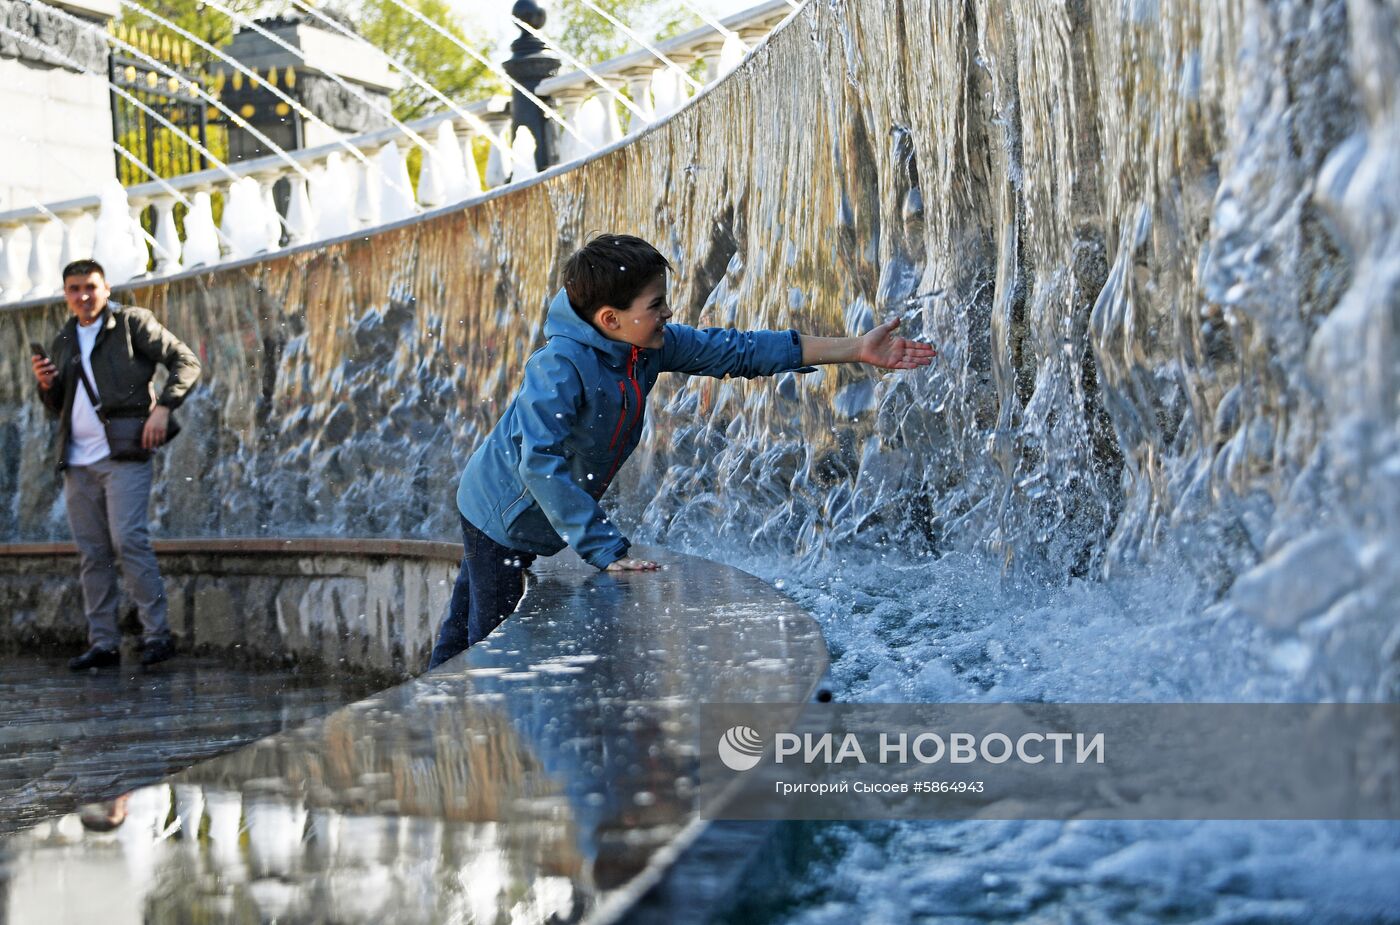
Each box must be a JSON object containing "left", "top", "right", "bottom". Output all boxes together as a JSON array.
[{"left": 503, "top": 0, "right": 562, "bottom": 171}]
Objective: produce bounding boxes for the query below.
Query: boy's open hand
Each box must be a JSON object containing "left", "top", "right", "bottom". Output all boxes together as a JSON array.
[
  {"left": 858, "top": 317, "right": 936, "bottom": 370},
  {"left": 606, "top": 557, "right": 659, "bottom": 572}
]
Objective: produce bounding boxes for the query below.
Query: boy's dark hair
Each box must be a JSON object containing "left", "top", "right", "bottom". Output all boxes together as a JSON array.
[
  {"left": 563, "top": 234, "right": 671, "bottom": 324},
  {"left": 62, "top": 259, "right": 106, "bottom": 281}
]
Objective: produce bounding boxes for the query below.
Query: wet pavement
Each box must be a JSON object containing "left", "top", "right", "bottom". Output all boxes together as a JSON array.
[
  {"left": 0, "top": 548, "right": 827, "bottom": 924},
  {"left": 0, "top": 654, "right": 379, "bottom": 836}
]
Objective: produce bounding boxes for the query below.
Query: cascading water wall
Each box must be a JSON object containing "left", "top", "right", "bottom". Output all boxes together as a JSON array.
[{"left": 0, "top": 0, "right": 1395, "bottom": 700}]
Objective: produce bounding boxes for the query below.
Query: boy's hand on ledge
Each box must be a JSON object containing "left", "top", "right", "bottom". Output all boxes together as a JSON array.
[
  {"left": 858, "top": 317, "right": 937, "bottom": 370},
  {"left": 606, "top": 557, "right": 660, "bottom": 572}
]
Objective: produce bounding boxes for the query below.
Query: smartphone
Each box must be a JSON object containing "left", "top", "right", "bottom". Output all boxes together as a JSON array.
[{"left": 29, "top": 342, "right": 48, "bottom": 361}]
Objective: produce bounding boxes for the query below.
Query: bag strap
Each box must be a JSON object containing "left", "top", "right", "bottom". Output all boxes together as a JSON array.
[{"left": 73, "top": 360, "right": 110, "bottom": 425}]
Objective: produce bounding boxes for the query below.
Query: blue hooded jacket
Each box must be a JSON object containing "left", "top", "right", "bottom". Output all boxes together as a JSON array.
[{"left": 457, "top": 288, "right": 809, "bottom": 569}]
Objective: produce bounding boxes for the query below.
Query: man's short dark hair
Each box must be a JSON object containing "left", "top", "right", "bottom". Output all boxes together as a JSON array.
[
  {"left": 62, "top": 259, "right": 106, "bottom": 281},
  {"left": 563, "top": 234, "right": 671, "bottom": 323}
]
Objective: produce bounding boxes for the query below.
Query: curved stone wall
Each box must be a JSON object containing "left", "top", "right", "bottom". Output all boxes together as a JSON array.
[
  {"left": 1, "top": 0, "right": 1396, "bottom": 680},
  {"left": 0, "top": 539, "right": 458, "bottom": 676}
]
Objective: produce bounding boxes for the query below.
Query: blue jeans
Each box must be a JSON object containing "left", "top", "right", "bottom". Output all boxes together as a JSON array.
[{"left": 428, "top": 515, "right": 536, "bottom": 669}]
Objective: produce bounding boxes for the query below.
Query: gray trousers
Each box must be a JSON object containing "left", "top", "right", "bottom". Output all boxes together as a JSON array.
[{"left": 63, "top": 458, "right": 170, "bottom": 649}]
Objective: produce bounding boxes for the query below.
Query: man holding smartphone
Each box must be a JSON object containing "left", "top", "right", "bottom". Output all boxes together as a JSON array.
[{"left": 31, "top": 259, "right": 201, "bottom": 670}]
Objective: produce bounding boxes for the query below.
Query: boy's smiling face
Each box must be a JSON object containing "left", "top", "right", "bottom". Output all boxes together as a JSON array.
[{"left": 595, "top": 275, "right": 672, "bottom": 351}]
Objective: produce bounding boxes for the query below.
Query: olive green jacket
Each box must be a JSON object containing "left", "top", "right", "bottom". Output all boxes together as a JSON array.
[{"left": 38, "top": 302, "right": 202, "bottom": 469}]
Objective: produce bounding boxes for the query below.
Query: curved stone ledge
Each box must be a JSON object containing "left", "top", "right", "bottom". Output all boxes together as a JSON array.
[
  {"left": 0, "top": 542, "right": 828, "bottom": 923},
  {"left": 0, "top": 537, "right": 461, "bottom": 678}
]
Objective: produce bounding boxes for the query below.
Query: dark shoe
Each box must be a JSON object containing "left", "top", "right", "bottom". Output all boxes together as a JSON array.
[
  {"left": 69, "top": 645, "right": 120, "bottom": 670},
  {"left": 140, "top": 636, "right": 177, "bottom": 667}
]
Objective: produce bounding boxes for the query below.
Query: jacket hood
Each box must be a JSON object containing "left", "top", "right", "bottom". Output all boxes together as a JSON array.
[{"left": 543, "top": 288, "right": 636, "bottom": 367}]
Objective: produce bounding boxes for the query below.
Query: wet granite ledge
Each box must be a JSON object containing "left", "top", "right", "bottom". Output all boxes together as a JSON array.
[{"left": 0, "top": 538, "right": 460, "bottom": 677}]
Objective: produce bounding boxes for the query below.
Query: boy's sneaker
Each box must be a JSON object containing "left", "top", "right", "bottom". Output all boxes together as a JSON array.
[
  {"left": 140, "top": 636, "right": 177, "bottom": 667},
  {"left": 69, "top": 645, "right": 120, "bottom": 671}
]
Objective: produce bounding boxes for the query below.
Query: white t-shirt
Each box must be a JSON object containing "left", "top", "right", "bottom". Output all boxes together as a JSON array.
[{"left": 67, "top": 319, "right": 112, "bottom": 467}]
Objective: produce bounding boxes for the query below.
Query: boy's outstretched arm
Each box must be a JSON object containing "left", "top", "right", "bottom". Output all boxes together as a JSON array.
[
  {"left": 660, "top": 318, "right": 935, "bottom": 379},
  {"left": 799, "top": 317, "right": 936, "bottom": 370}
]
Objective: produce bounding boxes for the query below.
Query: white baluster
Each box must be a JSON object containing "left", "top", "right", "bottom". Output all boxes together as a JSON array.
[
  {"left": 284, "top": 173, "right": 314, "bottom": 245},
  {"left": 650, "top": 65, "right": 685, "bottom": 119},
  {"left": 172, "top": 784, "right": 205, "bottom": 846},
  {"left": 355, "top": 149, "right": 382, "bottom": 228},
  {"left": 55, "top": 208, "right": 83, "bottom": 274},
  {"left": 182, "top": 189, "right": 222, "bottom": 267},
  {"left": 25, "top": 218, "right": 57, "bottom": 298},
  {"left": 552, "top": 88, "right": 588, "bottom": 164},
  {"left": 718, "top": 33, "right": 747, "bottom": 76},
  {"left": 668, "top": 51, "right": 698, "bottom": 105},
  {"left": 418, "top": 132, "right": 448, "bottom": 209},
  {"left": 93, "top": 181, "right": 141, "bottom": 284},
  {"left": 205, "top": 790, "right": 245, "bottom": 876},
  {"left": 151, "top": 196, "right": 182, "bottom": 275},
  {"left": 377, "top": 141, "right": 416, "bottom": 223},
  {"left": 257, "top": 173, "right": 283, "bottom": 251},
  {"left": 510, "top": 126, "right": 539, "bottom": 182},
  {"left": 433, "top": 121, "right": 468, "bottom": 202},
  {"left": 622, "top": 66, "right": 656, "bottom": 134},
  {"left": 0, "top": 223, "right": 23, "bottom": 300},
  {"left": 128, "top": 198, "right": 153, "bottom": 277},
  {"left": 245, "top": 795, "right": 306, "bottom": 879},
  {"left": 221, "top": 178, "right": 268, "bottom": 259},
  {"left": 460, "top": 130, "right": 484, "bottom": 198},
  {"left": 483, "top": 112, "right": 512, "bottom": 188},
  {"left": 311, "top": 152, "right": 356, "bottom": 239},
  {"left": 600, "top": 79, "right": 625, "bottom": 144},
  {"left": 692, "top": 37, "right": 725, "bottom": 84},
  {"left": 576, "top": 95, "right": 606, "bottom": 150}
]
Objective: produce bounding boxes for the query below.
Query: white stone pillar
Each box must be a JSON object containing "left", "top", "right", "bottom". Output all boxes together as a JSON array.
[
  {"left": 24, "top": 218, "right": 57, "bottom": 298},
  {"left": 621, "top": 65, "right": 656, "bottom": 134},
  {"left": 551, "top": 87, "right": 588, "bottom": 163},
  {"left": 483, "top": 112, "right": 513, "bottom": 189},
  {"left": 355, "top": 148, "right": 382, "bottom": 228},
  {"left": 182, "top": 187, "right": 222, "bottom": 267},
  {"left": 284, "top": 173, "right": 314, "bottom": 245},
  {"left": 127, "top": 198, "right": 153, "bottom": 278},
  {"left": 460, "top": 130, "right": 484, "bottom": 198},
  {"left": 151, "top": 195, "right": 183, "bottom": 275},
  {"left": 257, "top": 172, "right": 284, "bottom": 251},
  {"left": 692, "top": 37, "right": 725, "bottom": 84}
]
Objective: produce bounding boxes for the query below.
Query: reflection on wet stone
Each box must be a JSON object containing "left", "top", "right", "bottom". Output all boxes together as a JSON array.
[{"left": 0, "top": 655, "right": 378, "bottom": 836}]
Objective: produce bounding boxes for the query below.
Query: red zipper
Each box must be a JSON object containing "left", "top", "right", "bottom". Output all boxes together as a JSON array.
[{"left": 601, "top": 347, "right": 642, "bottom": 488}]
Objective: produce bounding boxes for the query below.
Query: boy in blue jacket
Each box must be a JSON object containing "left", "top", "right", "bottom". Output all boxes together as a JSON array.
[{"left": 429, "top": 234, "right": 934, "bottom": 668}]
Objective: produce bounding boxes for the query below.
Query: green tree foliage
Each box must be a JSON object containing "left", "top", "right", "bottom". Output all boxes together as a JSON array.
[
  {"left": 548, "top": 0, "right": 696, "bottom": 66},
  {"left": 329, "top": 0, "right": 503, "bottom": 122}
]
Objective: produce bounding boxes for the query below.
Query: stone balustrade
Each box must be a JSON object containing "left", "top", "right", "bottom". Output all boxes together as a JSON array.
[{"left": 0, "top": 0, "right": 795, "bottom": 308}]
